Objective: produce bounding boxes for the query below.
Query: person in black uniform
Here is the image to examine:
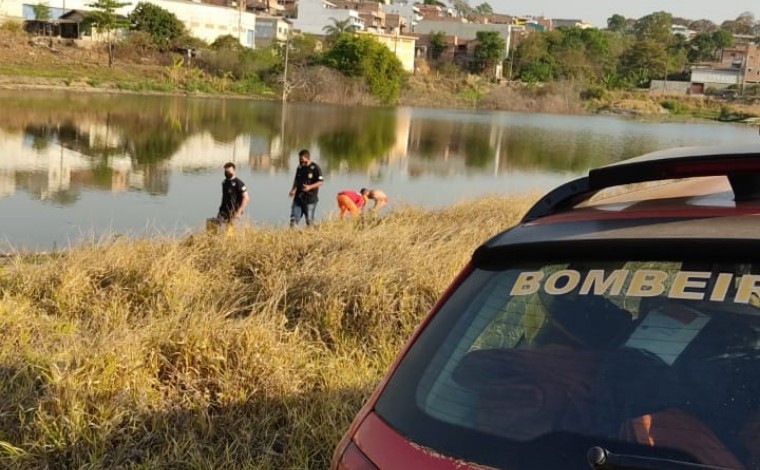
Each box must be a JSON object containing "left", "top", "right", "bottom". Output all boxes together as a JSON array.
[
  {"left": 288, "top": 149, "right": 323, "bottom": 227},
  {"left": 216, "top": 162, "right": 249, "bottom": 230}
]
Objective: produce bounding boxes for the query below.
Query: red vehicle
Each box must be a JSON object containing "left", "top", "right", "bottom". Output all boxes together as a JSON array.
[{"left": 332, "top": 145, "right": 760, "bottom": 470}]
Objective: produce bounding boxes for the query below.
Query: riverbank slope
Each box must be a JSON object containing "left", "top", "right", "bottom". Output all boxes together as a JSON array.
[
  {"left": 3, "top": 27, "right": 760, "bottom": 121},
  {"left": 0, "top": 194, "right": 537, "bottom": 469}
]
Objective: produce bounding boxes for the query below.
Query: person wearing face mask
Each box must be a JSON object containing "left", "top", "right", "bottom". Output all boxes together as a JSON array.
[
  {"left": 211, "top": 162, "right": 249, "bottom": 234},
  {"left": 288, "top": 149, "right": 324, "bottom": 227}
]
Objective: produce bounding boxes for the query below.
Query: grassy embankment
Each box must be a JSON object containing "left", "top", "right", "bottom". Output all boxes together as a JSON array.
[
  {"left": 0, "top": 195, "right": 538, "bottom": 469},
  {"left": 6, "top": 21, "right": 759, "bottom": 119}
]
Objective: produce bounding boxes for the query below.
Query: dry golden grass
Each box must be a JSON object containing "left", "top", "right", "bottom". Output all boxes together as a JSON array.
[{"left": 0, "top": 194, "right": 538, "bottom": 469}]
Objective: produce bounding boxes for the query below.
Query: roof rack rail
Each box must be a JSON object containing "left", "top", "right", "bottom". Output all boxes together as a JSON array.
[{"left": 521, "top": 145, "right": 760, "bottom": 223}]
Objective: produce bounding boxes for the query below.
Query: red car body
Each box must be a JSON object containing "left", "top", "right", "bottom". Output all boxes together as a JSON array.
[{"left": 332, "top": 145, "right": 760, "bottom": 470}]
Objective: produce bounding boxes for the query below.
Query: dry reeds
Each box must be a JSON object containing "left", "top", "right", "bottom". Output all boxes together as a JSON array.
[{"left": 0, "top": 194, "right": 537, "bottom": 469}]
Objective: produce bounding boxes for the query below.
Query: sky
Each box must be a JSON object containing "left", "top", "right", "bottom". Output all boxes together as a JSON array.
[{"left": 486, "top": 0, "right": 759, "bottom": 29}]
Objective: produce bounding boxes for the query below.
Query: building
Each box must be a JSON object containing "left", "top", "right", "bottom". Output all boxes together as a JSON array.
[
  {"left": 744, "top": 43, "right": 760, "bottom": 86},
  {"left": 689, "top": 67, "right": 740, "bottom": 94},
  {"left": 255, "top": 15, "right": 291, "bottom": 46},
  {"left": 719, "top": 43, "right": 760, "bottom": 86},
  {"left": 413, "top": 20, "right": 512, "bottom": 58},
  {"left": 290, "top": 0, "right": 364, "bottom": 36},
  {"left": 381, "top": 2, "right": 421, "bottom": 33},
  {"left": 333, "top": 0, "right": 386, "bottom": 33},
  {"left": 2, "top": 0, "right": 257, "bottom": 47},
  {"left": 359, "top": 30, "right": 415, "bottom": 71},
  {"left": 551, "top": 18, "right": 593, "bottom": 29},
  {"left": 384, "top": 13, "right": 407, "bottom": 34},
  {"left": 416, "top": 3, "right": 454, "bottom": 20},
  {"left": 144, "top": 0, "right": 257, "bottom": 47}
]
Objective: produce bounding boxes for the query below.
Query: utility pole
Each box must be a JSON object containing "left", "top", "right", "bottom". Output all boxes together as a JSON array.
[
  {"left": 282, "top": 28, "right": 290, "bottom": 103},
  {"left": 238, "top": 0, "right": 243, "bottom": 46}
]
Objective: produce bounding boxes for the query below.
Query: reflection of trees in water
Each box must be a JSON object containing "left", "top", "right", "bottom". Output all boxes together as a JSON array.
[
  {"left": 407, "top": 118, "right": 643, "bottom": 172},
  {"left": 316, "top": 111, "right": 396, "bottom": 169},
  {"left": 464, "top": 132, "right": 494, "bottom": 168},
  {"left": 409, "top": 120, "right": 494, "bottom": 167},
  {"left": 47, "top": 190, "right": 80, "bottom": 206},
  {"left": 128, "top": 133, "right": 182, "bottom": 166}
]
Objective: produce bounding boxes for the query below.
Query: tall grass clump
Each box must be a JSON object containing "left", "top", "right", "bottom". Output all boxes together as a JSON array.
[{"left": 0, "top": 195, "right": 537, "bottom": 469}]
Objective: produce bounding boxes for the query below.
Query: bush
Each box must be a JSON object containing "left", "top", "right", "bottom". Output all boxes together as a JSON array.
[
  {"left": 580, "top": 85, "right": 606, "bottom": 101},
  {"left": 745, "top": 84, "right": 760, "bottom": 97},
  {"left": 0, "top": 20, "right": 24, "bottom": 33},
  {"left": 660, "top": 99, "right": 685, "bottom": 114},
  {"left": 116, "top": 31, "right": 160, "bottom": 63},
  {"left": 321, "top": 34, "right": 406, "bottom": 104}
]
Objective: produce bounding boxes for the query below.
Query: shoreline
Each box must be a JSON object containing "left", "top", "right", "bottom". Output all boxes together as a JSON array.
[{"left": 2, "top": 74, "right": 758, "bottom": 125}]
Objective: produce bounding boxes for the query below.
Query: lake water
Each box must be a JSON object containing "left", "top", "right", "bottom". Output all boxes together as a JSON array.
[{"left": 1, "top": 89, "right": 758, "bottom": 251}]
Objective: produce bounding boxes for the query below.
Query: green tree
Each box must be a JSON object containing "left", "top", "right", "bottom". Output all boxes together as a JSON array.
[
  {"left": 712, "top": 29, "right": 734, "bottom": 50},
  {"left": 473, "top": 30, "right": 505, "bottom": 76},
  {"left": 721, "top": 11, "right": 755, "bottom": 35},
  {"left": 513, "top": 32, "right": 554, "bottom": 81},
  {"left": 32, "top": 2, "right": 51, "bottom": 21},
  {"left": 474, "top": 2, "right": 492, "bottom": 15},
  {"left": 87, "top": 0, "right": 131, "bottom": 67},
  {"left": 321, "top": 34, "right": 405, "bottom": 103},
  {"left": 211, "top": 33, "right": 243, "bottom": 51},
  {"left": 128, "top": 1, "right": 185, "bottom": 50},
  {"left": 619, "top": 38, "right": 667, "bottom": 86},
  {"left": 450, "top": 0, "right": 472, "bottom": 18},
  {"left": 322, "top": 17, "right": 357, "bottom": 43},
  {"left": 549, "top": 27, "right": 610, "bottom": 80},
  {"left": 606, "top": 14, "right": 627, "bottom": 33},
  {"left": 287, "top": 33, "right": 320, "bottom": 64},
  {"left": 429, "top": 30, "right": 446, "bottom": 60},
  {"left": 632, "top": 11, "right": 673, "bottom": 43},
  {"left": 688, "top": 19, "right": 717, "bottom": 33},
  {"left": 688, "top": 29, "right": 734, "bottom": 62}
]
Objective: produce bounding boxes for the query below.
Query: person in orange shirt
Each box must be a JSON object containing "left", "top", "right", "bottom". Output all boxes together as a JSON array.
[
  {"left": 336, "top": 189, "right": 367, "bottom": 220},
  {"left": 360, "top": 188, "right": 388, "bottom": 213}
]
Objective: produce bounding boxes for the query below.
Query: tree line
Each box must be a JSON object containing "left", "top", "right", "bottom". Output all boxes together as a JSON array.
[{"left": 511, "top": 11, "right": 758, "bottom": 92}]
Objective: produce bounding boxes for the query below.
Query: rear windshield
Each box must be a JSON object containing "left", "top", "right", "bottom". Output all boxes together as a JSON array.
[{"left": 375, "top": 261, "right": 760, "bottom": 470}]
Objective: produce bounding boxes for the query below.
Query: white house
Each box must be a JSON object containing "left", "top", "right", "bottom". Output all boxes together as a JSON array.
[
  {"left": 147, "top": 0, "right": 257, "bottom": 47},
  {"left": 255, "top": 14, "right": 290, "bottom": 47},
  {"left": 1, "top": 0, "right": 257, "bottom": 47},
  {"left": 381, "top": 1, "right": 421, "bottom": 33},
  {"left": 289, "top": 0, "right": 364, "bottom": 36}
]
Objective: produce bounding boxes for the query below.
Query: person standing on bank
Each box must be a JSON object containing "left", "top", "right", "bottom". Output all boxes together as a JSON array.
[
  {"left": 289, "top": 149, "right": 324, "bottom": 227},
  {"left": 216, "top": 162, "right": 249, "bottom": 231}
]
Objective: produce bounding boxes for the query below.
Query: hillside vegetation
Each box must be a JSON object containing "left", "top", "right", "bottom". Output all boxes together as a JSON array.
[
  {"left": 0, "top": 195, "right": 538, "bottom": 469},
  {"left": 5, "top": 20, "right": 760, "bottom": 120}
]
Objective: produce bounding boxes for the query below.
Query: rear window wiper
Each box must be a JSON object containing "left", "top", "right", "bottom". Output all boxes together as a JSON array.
[{"left": 587, "top": 446, "right": 738, "bottom": 470}]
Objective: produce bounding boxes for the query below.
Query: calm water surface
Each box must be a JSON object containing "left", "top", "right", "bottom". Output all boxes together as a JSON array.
[{"left": 1, "top": 90, "right": 758, "bottom": 251}]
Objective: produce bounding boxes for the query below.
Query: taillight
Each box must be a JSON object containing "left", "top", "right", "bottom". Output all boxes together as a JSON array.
[{"left": 335, "top": 441, "right": 379, "bottom": 470}]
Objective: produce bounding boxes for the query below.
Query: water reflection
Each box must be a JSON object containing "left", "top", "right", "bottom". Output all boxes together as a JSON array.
[{"left": 1, "top": 89, "right": 758, "bottom": 250}]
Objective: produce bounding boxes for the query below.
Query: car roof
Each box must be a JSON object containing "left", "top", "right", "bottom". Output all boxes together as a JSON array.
[
  {"left": 484, "top": 144, "right": 760, "bottom": 250},
  {"left": 520, "top": 143, "right": 760, "bottom": 222}
]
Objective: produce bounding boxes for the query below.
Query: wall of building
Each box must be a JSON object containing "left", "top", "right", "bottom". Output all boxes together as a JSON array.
[
  {"left": 290, "top": 0, "right": 363, "bottom": 36},
  {"left": 362, "top": 31, "right": 415, "bottom": 71},
  {"left": 255, "top": 16, "right": 290, "bottom": 46},
  {"left": 649, "top": 80, "right": 691, "bottom": 95},
  {"left": 381, "top": 2, "right": 420, "bottom": 33},
  {"left": 414, "top": 20, "right": 511, "bottom": 58},
  {"left": 2, "top": 0, "right": 257, "bottom": 47},
  {"left": 691, "top": 68, "right": 740, "bottom": 85}
]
